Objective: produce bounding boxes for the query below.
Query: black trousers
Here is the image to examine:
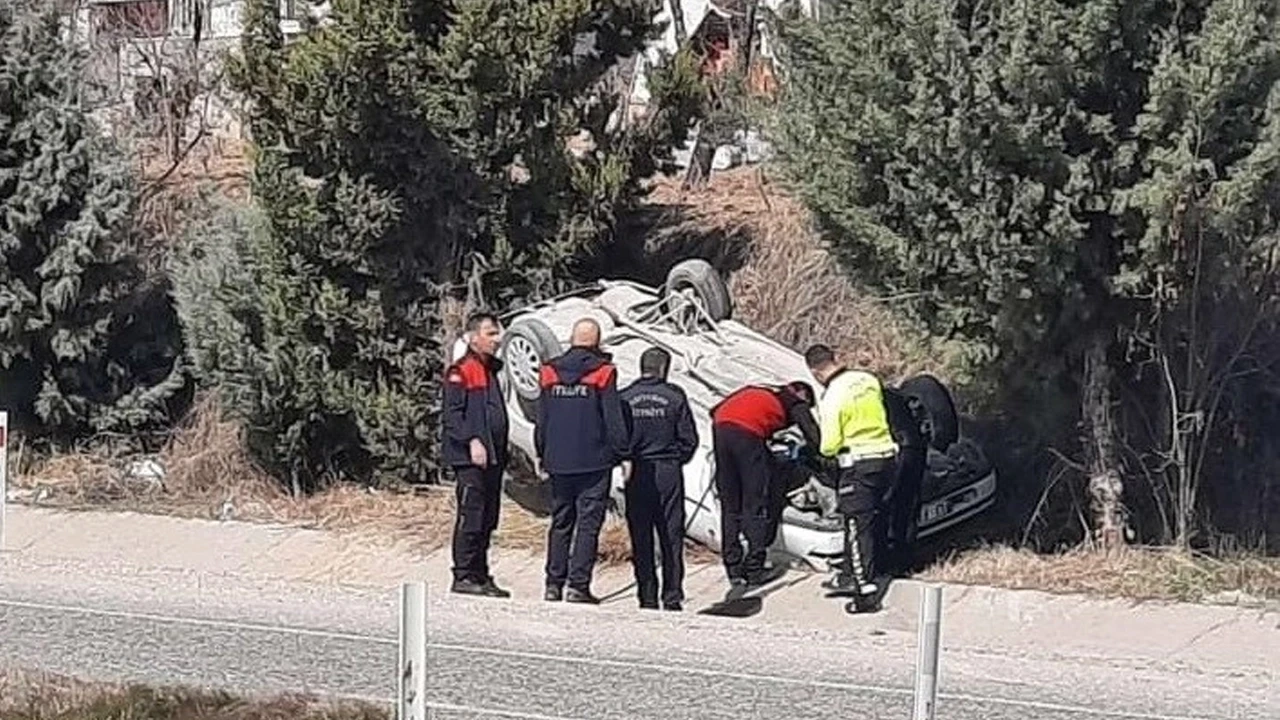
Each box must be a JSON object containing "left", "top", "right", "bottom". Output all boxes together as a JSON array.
[
  {"left": 625, "top": 459, "right": 686, "bottom": 608},
  {"left": 835, "top": 456, "right": 896, "bottom": 589},
  {"left": 886, "top": 444, "right": 926, "bottom": 574},
  {"left": 545, "top": 470, "right": 611, "bottom": 591},
  {"left": 451, "top": 464, "right": 504, "bottom": 583},
  {"left": 713, "top": 424, "right": 772, "bottom": 580}
]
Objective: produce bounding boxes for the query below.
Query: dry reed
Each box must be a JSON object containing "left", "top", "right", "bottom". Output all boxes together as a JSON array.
[
  {"left": 646, "top": 166, "right": 943, "bottom": 383},
  {"left": 0, "top": 668, "right": 385, "bottom": 720},
  {"left": 924, "top": 544, "right": 1280, "bottom": 603}
]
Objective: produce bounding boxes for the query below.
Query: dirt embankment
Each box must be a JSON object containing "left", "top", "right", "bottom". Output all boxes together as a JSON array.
[{"left": 644, "top": 168, "right": 947, "bottom": 383}]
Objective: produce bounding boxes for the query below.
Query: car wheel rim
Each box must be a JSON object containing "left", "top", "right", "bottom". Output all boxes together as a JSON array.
[{"left": 505, "top": 335, "right": 542, "bottom": 395}]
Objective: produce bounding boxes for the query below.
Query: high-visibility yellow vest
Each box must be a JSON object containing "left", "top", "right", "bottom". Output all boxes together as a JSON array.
[{"left": 817, "top": 369, "right": 899, "bottom": 460}]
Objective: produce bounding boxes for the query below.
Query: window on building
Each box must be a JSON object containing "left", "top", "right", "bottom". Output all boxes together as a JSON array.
[
  {"left": 169, "top": 0, "right": 212, "bottom": 37},
  {"left": 280, "top": 0, "right": 304, "bottom": 20},
  {"left": 90, "top": 0, "right": 169, "bottom": 40}
]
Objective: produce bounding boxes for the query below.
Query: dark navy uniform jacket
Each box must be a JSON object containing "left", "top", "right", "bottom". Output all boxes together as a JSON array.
[
  {"left": 882, "top": 387, "right": 924, "bottom": 450},
  {"left": 535, "top": 347, "right": 629, "bottom": 475},
  {"left": 620, "top": 376, "right": 699, "bottom": 464},
  {"left": 442, "top": 350, "right": 510, "bottom": 468}
]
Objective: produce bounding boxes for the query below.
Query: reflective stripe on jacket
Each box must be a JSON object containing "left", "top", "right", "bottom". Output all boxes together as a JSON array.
[{"left": 817, "top": 368, "right": 899, "bottom": 460}]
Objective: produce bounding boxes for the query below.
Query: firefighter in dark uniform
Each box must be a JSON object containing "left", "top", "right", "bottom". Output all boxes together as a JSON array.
[
  {"left": 804, "top": 344, "right": 900, "bottom": 612},
  {"left": 535, "top": 318, "right": 630, "bottom": 604},
  {"left": 442, "top": 312, "right": 511, "bottom": 598},
  {"left": 620, "top": 347, "right": 699, "bottom": 611},
  {"left": 710, "top": 380, "right": 820, "bottom": 588},
  {"left": 882, "top": 385, "right": 927, "bottom": 576}
]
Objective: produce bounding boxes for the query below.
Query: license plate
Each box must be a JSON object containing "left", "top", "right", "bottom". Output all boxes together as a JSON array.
[
  {"left": 921, "top": 488, "right": 976, "bottom": 524},
  {"left": 921, "top": 500, "right": 949, "bottom": 524}
]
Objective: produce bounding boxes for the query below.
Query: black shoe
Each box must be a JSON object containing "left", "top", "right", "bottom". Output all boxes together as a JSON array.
[
  {"left": 822, "top": 574, "right": 860, "bottom": 597},
  {"left": 544, "top": 585, "right": 563, "bottom": 602},
  {"left": 639, "top": 601, "right": 659, "bottom": 610},
  {"left": 745, "top": 564, "right": 787, "bottom": 588},
  {"left": 845, "top": 594, "right": 882, "bottom": 614},
  {"left": 451, "top": 578, "right": 508, "bottom": 598},
  {"left": 479, "top": 578, "right": 511, "bottom": 598},
  {"left": 663, "top": 603, "right": 682, "bottom": 612},
  {"left": 725, "top": 577, "right": 748, "bottom": 600},
  {"left": 565, "top": 587, "right": 601, "bottom": 604}
]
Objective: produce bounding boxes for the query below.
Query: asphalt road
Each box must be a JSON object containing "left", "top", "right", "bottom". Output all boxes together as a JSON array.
[{"left": 1, "top": 553, "right": 1271, "bottom": 720}]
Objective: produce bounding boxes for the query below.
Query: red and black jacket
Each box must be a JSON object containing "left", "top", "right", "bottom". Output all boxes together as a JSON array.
[
  {"left": 534, "top": 347, "right": 629, "bottom": 475},
  {"left": 442, "top": 350, "right": 510, "bottom": 468},
  {"left": 711, "top": 385, "right": 820, "bottom": 447}
]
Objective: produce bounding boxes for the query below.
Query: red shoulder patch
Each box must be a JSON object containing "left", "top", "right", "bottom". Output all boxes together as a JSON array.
[
  {"left": 582, "top": 364, "right": 616, "bottom": 390},
  {"left": 539, "top": 365, "right": 559, "bottom": 390},
  {"left": 449, "top": 356, "right": 488, "bottom": 390}
]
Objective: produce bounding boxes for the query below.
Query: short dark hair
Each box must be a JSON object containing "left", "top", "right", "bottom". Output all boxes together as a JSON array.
[
  {"left": 785, "top": 380, "right": 816, "bottom": 404},
  {"left": 640, "top": 347, "right": 671, "bottom": 379},
  {"left": 465, "top": 311, "right": 499, "bottom": 332},
  {"left": 803, "top": 343, "right": 837, "bottom": 369}
]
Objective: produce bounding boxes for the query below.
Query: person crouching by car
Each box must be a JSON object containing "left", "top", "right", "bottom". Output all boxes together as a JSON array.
[
  {"left": 709, "top": 380, "right": 820, "bottom": 591},
  {"left": 535, "top": 318, "right": 630, "bottom": 604},
  {"left": 442, "top": 312, "right": 510, "bottom": 598},
  {"left": 620, "top": 347, "right": 699, "bottom": 611}
]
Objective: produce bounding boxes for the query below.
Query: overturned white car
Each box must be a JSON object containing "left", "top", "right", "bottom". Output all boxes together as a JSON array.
[{"left": 497, "top": 260, "right": 997, "bottom": 570}]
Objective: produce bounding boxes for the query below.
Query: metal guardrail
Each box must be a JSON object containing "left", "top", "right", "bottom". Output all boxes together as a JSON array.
[{"left": 392, "top": 578, "right": 946, "bottom": 720}]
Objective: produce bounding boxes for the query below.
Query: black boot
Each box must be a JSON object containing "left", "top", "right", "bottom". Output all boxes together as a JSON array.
[
  {"left": 565, "top": 587, "right": 601, "bottom": 604},
  {"left": 451, "top": 577, "right": 509, "bottom": 598}
]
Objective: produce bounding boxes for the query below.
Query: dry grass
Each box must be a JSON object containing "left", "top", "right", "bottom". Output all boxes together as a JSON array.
[
  {"left": 0, "top": 668, "right": 385, "bottom": 720},
  {"left": 11, "top": 397, "right": 458, "bottom": 554},
  {"left": 646, "top": 167, "right": 949, "bottom": 382},
  {"left": 924, "top": 544, "right": 1280, "bottom": 604}
]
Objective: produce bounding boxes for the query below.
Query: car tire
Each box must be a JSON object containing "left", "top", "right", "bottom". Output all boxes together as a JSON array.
[
  {"left": 898, "top": 374, "right": 959, "bottom": 452},
  {"left": 501, "top": 317, "right": 562, "bottom": 422},
  {"left": 663, "top": 258, "right": 732, "bottom": 323}
]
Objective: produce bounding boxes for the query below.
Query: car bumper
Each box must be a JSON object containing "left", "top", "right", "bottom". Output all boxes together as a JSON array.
[{"left": 916, "top": 470, "right": 997, "bottom": 539}]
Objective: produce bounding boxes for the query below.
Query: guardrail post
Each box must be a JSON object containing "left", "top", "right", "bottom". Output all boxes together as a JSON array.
[
  {"left": 911, "top": 584, "right": 943, "bottom": 720},
  {"left": 398, "top": 581, "right": 428, "bottom": 720},
  {"left": 1, "top": 411, "right": 8, "bottom": 552}
]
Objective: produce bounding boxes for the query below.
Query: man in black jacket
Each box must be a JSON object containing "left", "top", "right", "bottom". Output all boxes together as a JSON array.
[
  {"left": 442, "top": 311, "right": 511, "bottom": 598},
  {"left": 620, "top": 347, "right": 699, "bottom": 611},
  {"left": 535, "top": 318, "right": 629, "bottom": 604},
  {"left": 881, "top": 386, "right": 927, "bottom": 577}
]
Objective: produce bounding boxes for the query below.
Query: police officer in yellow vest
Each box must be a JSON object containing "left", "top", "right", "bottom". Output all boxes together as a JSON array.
[{"left": 804, "top": 344, "right": 899, "bottom": 610}]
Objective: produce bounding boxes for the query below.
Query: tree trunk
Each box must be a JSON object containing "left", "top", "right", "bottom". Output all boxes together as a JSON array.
[
  {"left": 682, "top": 121, "right": 714, "bottom": 190},
  {"left": 1083, "top": 335, "right": 1127, "bottom": 550},
  {"left": 669, "top": 0, "right": 688, "bottom": 46}
]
